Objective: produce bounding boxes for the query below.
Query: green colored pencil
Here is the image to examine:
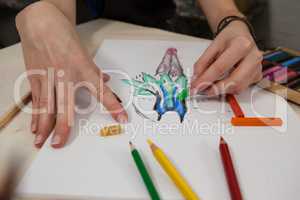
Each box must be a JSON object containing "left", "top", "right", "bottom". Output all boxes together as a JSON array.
[{"left": 129, "top": 141, "right": 161, "bottom": 200}]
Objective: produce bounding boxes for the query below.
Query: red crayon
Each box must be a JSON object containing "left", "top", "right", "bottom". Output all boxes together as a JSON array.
[
  {"left": 226, "top": 94, "right": 245, "bottom": 118},
  {"left": 219, "top": 137, "right": 243, "bottom": 200},
  {"left": 262, "top": 60, "right": 275, "bottom": 70},
  {"left": 231, "top": 117, "right": 283, "bottom": 126}
]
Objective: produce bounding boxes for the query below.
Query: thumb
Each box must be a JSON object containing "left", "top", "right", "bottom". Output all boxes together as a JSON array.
[
  {"left": 83, "top": 63, "right": 128, "bottom": 123},
  {"left": 89, "top": 72, "right": 128, "bottom": 123}
]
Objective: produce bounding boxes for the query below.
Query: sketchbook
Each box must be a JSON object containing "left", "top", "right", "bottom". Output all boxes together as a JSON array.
[{"left": 17, "top": 40, "right": 300, "bottom": 200}]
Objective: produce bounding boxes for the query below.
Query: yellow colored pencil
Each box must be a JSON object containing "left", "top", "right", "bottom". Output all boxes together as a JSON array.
[
  {"left": 0, "top": 92, "right": 32, "bottom": 130},
  {"left": 147, "top": 139, "right": 200, "bottom": 200}
]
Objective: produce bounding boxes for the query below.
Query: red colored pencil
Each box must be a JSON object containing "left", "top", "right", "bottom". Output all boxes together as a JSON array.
[
  {"left": 226, "top": 94, "right": 245, "bottom": 118},
  {"left": 219, "top": 137, "right": 243, "bottom": 200}
]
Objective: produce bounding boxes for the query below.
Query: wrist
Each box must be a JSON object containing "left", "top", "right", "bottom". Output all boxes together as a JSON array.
[
  {"left": 16, "top": 2, "right": 48, "bottom": 32},
  {"left": 16, "top": 1, "right": 56, "bottom": 23},
  {"left": 16, "top": 1, "right": 71, "bottom": 40},
  {"left": 211, "top": 9, "right": 244, "bottom": 32},
  {"left": 214, "top": 15, "right": 256, "bottom": 42}
]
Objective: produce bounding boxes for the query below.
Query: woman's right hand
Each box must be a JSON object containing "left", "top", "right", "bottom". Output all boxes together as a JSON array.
[{"left": 16, "top": 2, "right": 128, "bottom": 148}]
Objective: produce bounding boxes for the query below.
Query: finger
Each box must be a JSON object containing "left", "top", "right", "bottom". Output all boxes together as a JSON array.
[
  {"left": 192, "top": 40, "right": 222, "bottom": 78},
  {"left": 51, "top": 80, "right": 74, "bottom": 148},
  {"left": 81, "top": 62, "right": 128, "bottom": 122},
  {"left": 98, "top": 84, "right": 128, "bottom": 123},
  {"left": 191, "top": 37, "right": 253, "bottom": 94},
  {"left": 29, "top": 78, "right": 41, "bottom": 134},
  {"left": 205, "top": 49, "right": 263, "bottom": 96},
  {"left": 35, "top": 78, "right": 56, "bottom": 148},
  {"left": 253, "top": 64, "right": 263, "bottom": 83},
  {"left": 91, "top": 80, "right": 128, "bottom": 123}
]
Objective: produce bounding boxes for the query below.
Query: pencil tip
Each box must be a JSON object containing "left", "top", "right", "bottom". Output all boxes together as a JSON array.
[
  {"left": 147, "top": 139, "right": 153, "bottom": 146},
  {"left": 220, "top": 136, "right": 225, "bottom": 143},
  {"left": 129, "top": 141, "right": 134, "bottom": 150}
]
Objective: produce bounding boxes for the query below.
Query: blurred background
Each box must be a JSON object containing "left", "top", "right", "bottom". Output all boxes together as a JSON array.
[{"left": 0, "top": 0, "right": 299, "bottom": 50}]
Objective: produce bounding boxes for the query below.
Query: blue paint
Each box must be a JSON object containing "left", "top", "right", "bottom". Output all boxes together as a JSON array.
[{"left": 155, "top": 84, "right": 187, "bottom": 122}]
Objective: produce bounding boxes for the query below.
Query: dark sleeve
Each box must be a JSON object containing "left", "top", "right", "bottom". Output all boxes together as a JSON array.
[
  {"left": 0, "top": 0, "right": 39, "bottom": 48},
  {"left": 85, "top": 0, "right": 105, "bottom": 18},
  {"left": 0, "top": 0, "right": 39, "bottom": 10}
]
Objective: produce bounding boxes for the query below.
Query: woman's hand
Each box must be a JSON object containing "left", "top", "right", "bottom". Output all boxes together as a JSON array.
[
  {"left": 190, "top": 20, "right": 263, "bottom": 96},
  {"left": 16, "top": 2, "right": 128, "bottom": 148}
]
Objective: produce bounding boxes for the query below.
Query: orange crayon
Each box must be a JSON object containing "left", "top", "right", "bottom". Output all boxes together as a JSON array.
[{"left": 231, "top": 117, "right": 283, "bottom": 126}]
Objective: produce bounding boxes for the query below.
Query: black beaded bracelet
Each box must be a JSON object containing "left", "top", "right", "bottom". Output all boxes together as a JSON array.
[{"left": 214, "top": 15, "right": 257, "bottom": 42}]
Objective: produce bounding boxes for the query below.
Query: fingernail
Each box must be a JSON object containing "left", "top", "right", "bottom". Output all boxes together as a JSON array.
[
  {"left": 31, "top": 122, "right": 37, "bottom": 133},
  {"left": 51, "top": 135, "right": 61, "bottom": 145},
  {"left": 117, "top": 113, "right": 128, "bottom": 124},
  {"left": 34, "top": 135, "right": 43, "bottom": 145}
]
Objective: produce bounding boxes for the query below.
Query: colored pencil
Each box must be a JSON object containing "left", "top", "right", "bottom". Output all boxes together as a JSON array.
[
  {"left": 262, "top": 60, "right": 274, "bottom": 70},
  {"left": 288, "top": 63, "right": 300, "bottom": 72},
  {"left": 112, "top": 92, "right": 122, "bottom": 103},
  {"left": 264, "top": 51, "right": 293, "bottom": 63},
  {"left": 0, "top": 92, "right": 32, "bottom": 130},
  {"left": 231, "top": 117, "right": 283, "bottom": 126},
  {"left": 129, "top": 142, "right": 161, "bottom": 200},
  {"left": 273, "top": 70, "right": 298, "bottom": 84},
  {"left": 262, "top": 65, "right": 282, "bottom": 77},
  {"left": 219, "top": 137, "right": 243, "bottom": 200},
  {"left": 287, "top": 78, "right": 300, "bottom": 89},
  {"left": 147, "top": 139, "right": 200, "bottom": 200},
  {"left": 281, "top": 57, "right": 300, "bottom": 67},
  {"left": 263, "top": 50, "right": 283, "bottom": 60},
  {"left": 226, "top": 94, "right": 244, "bottom": 118}
]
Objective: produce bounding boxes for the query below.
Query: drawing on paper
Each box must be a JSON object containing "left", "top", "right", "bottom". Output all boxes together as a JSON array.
[{"left": 122, "top": 48, "right": 189, "bottom": 122}]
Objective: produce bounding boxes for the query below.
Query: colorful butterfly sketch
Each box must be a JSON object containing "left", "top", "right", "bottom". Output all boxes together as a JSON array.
[{"left": 122, "top": 48, "right": 189, "bottom": 122}]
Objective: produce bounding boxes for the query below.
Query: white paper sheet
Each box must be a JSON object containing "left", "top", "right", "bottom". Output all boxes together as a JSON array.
[{"left": 17, "top": 40, "right": 300, "bottom": 200}]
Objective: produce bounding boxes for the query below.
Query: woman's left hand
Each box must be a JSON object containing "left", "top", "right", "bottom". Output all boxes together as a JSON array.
[{"left": 190, "top": 20, "right": 263, "bottom": 96}]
